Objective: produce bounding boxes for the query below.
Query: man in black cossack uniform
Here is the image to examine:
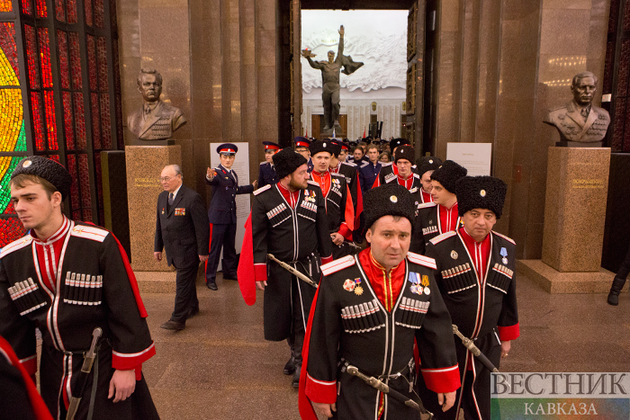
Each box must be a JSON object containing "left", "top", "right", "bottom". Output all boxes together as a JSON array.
[
  {"left": 1, "top": 156, "right": 159, "bottom": 420},
  {"left": 251, "top": 148, "right": 333, "bottom": 388},
  {"left": 417, "top": 175, "right": 519, "bottom": 420},
  {"left": 299, "top": 183, "right": 461, "bottom": 420}
]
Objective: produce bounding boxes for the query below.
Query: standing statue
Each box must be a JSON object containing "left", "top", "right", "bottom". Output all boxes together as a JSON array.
[
  {"left": 127, "top": 69, "right": 186, "bottom": 143},
  {"left": 543, "top": 71, "right": 610, "bottom": 147},
  {"left": 302, "top": 25, "right": 364, "bottom": 135}
]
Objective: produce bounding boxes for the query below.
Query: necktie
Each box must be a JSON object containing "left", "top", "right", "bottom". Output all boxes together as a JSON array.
[{"left": 168, "top": 193, "right": 174, "bottom": 205}]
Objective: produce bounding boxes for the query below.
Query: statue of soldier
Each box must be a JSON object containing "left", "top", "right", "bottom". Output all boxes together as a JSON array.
[
  {"left": 302, "top": 25, "right": 364, "bottom": 135},
  {"left": 543, "top": 71, "right": 610, "bottom": 146},
  {"left": 127, "top": 69, "right": 186, "bottom": 143}
]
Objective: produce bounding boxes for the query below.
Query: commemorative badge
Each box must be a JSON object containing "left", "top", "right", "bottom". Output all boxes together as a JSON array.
[
  {"left": 451, "top": 250, "right": 458, "bottom": 260},
  {"left": 174, "top": 207, "right": 186, "bottom": 216},
  {"left": 354, "top": 278, "right": 363, "bottom": 296},
  {"left": 500, "top": 247, "right": 508, "bottom": 265},
  {"left": 424, "top": 287, "right": 431, "bottom": 295},
  {"left": 343, "top": 279, "right": 355, "bottom": 292},
  {"left": 161, "top": 208, "right": 165, "bottom": 215},
  {"left": 408, "top": 272, "right": 422, "bottom": 295}
]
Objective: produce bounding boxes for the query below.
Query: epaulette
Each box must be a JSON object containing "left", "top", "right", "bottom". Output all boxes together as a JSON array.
[
  {"left": 413, "top": 173, "right": 420, "bottom": 179},
  {"left": 341, "top": 161, "right": 356, "bottom": 168},
  {"left": 70, "top": 224, "right": 109, "bottom": 242},
  {"left": 382, "top": 162, "right": 393, "bottom": 167},
  {"left": 492, "top": 231, "right": 516, "bottom": 245},
  {"left": 321, "top": 255, "right": 355, "bottom": 276},
  {"left": 259, "top": 161, "right": 267, "bottom": 166},
  {"left": 548, "top": 104, "right": 567, "bottom": 112},
  {"left": 417, "top": 202, "right": 437, "bottom": 209},
  {"left": 0, "top": 235, "right": 33, "bottom": 258},
  {"left": 429, "top": 230, "right": 457, "bottom": 245},
  {"left": 307, "top": 180, "right": 319, "bottom": 187},
  {"left": 359, "top": 161, "right": 369, "bottom": 168},
  {"left": 253, "top": 184, "right": 272, "bottom": 196},
  {"left": 407, "top": 252, "right": 437, "bottom": 270},
  {"left": 331, "top": 172, "right": 345, "bottom": 179}
]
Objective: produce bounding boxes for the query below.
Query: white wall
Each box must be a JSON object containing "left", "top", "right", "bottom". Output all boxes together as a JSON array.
[{"left": 301, "top": 10, "right": 408, "bottom": 140}]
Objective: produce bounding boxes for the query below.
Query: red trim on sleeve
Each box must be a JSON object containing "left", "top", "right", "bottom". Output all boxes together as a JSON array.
[
  {"left": 254, "top": 264, "right": 268, "bottom": 281},
  {"left": 421, "top": 365, "right": 461, "bottom": 393},
  {"left": 111, "top": 342, "right": 156, "bottom": 370},
  {"left": 498, "top": 323, "right": 520, "bottom": 341},
  {"left": 338, "top": 223, "right": 351, "bottom": 241},
  {"left": 321, "top": 255, "right": 333, "bottom": 265},
  {"left": 305, "top": 373, "right": 338, "bottom": 404}
]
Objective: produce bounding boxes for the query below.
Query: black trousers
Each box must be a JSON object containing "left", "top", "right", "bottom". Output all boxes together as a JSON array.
[
  {"left": 205, "top": 223, "right": 237, "bottom": 282},
  {"left": 172, "top": 262, "right": 199, "bottom": 323}
]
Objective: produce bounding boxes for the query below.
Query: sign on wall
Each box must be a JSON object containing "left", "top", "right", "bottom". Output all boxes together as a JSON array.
[{"left": 446, "top": 143, "right": 493, "bottom": 176}]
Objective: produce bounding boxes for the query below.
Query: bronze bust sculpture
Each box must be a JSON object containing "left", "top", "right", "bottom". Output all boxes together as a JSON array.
[
  {"left": 543, "top": 71, "right": 610, "bottom": 147},
  {"left": 302, "top": 25, "right": 363, "bottom": 136},
  {"left": 127, "top": 69, "right": 186, "bottom": 143}
]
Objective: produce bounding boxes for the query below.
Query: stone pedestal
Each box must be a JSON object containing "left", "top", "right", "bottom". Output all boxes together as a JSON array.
[
  {"left": 125, "top": 145, "right": 181, "bottom": 273},
  {"left": 541, "top": 147, "right": 611, "bottom": 272},
  {"left": 518, "top": 147, "right": 613, "bottom": 294}
]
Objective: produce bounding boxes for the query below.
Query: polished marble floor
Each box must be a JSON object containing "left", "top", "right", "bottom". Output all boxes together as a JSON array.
[{"left": 141, "top": 270, "right": 630, "bottom": 420}]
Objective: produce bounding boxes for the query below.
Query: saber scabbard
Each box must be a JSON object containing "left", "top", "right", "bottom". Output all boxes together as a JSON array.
[
  {"left": 345, "top": 365, "right": 433, "bottom": 419},
  {"left": 66, "top": 327, "right": 103, "bottom": 420},
  {"left": 267, "top": 253, "right": 318, "bottom": 288},
  {"left": 452, "top": 324, "right": 499, "bottom": 373}
]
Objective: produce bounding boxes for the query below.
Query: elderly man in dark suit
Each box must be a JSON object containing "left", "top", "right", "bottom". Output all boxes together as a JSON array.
[
  {"left": 154, "top": 164, "right": 209, "bottom": 330},
  {"left": 204, "top": 144, "right": 257, "bottom": 290}
]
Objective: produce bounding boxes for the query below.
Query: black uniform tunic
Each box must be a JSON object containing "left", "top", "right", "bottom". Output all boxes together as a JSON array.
[
  {"left": 251, "top": 181, "right": 333, "bottom": 341},
  {"left": 300, "top": 252, "right": 460, "bottom": 420},
  {"left": 0, "top": 220, "right": 157, "bottom": 420},
  {"left": 418, "top": 229, "right": 519, "bottom": 420}
]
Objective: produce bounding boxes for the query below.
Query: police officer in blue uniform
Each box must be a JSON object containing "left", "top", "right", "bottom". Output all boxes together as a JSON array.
[
  {"left": 258, "top": 141, "right": 281, "bottom": 188},
  {"left": 204, "top": 143, "right": 257, "bottom": 290}
]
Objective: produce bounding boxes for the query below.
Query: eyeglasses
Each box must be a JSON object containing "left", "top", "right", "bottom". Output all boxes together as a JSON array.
[{"left": 160, "top": 176, "right": 178, "bottom": 182}]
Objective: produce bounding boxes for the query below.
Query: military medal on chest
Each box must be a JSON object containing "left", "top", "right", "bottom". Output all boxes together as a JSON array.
[
  {"left": 354, "top": 278, "right": 363, "bottom": 295},
  {"left": 421, "top": 274, "right": 431, "bottom": 295},
  {"left": 500, "top": 247, "right": 508, "bottom": 265},
  {"left": 451, "top": 250, "right": 458, "bottom": 260},
  {"left": 408, "top": 272, "right": 423, "bottom": 295}
]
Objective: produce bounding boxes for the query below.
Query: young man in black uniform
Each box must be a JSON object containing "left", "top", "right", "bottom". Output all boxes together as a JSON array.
[
  {"left": 299, "top": 183, "right": 460, "bottom": 420},
  {"left": 258, "top": 141, "right": 281, "bottom": 188},
  {"left": 2, "top": 156, "right": 158, "bottom": 419},
  {"left": 251, "top": 148, "right": 333, "bottom": 388},
  {"left": 204, "top": 143, "right": 257, "bottom": 290},
  {"left": 155, "top": 164, "right": 210, "bottom": 329},
  {"left": 411, "top": 160, "right": 467, "bottom": 254},
  {"left": 418, "top": 175, "right": 519, "bottom": 420},
  {"left": 416, "top": 156, "right": 443, "bottom": 204}
]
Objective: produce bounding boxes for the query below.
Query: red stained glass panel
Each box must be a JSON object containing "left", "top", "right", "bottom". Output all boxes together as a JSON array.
[
  {"left": 63, "top": 91, "right": 75, "bottom": 150},
  {"left": 35, "top": 0, "right": 46, "bottom": 17},
  {"left": 24, "top": 25, "right": 40, "bottom": 89},
  {"left": 21, "top": 0, "right": 32, "bottom": 15},
  {"left": 54, "top": 0, "right": 65, "bottom": 22},
  {"left": 78, "top": 154, "right": 91, "bottom": 209},
  {"left": 0, "top": 218, "right": 27, "bottom": 248},
  {"left": 73, "top": 92, "right": 86, "bottom": 149},
  {"left": 100, "top": 94, "right": 111, "bottom": 148},
  {"left": 84, "top": 0, "right": 93, "bottom": 27},
  {"left": 97, "top": 37, "right": 108, "bottom": 91},
  {"left": 87, "top": 35, "right": 97, "bottom": 91},
  {"left": 0, "top": 23, "right": 19, "bottom": 82},
  {"left": 94, "top": 0, "right": 104, "bottom": 28},
  {"left": 66, "top": 154, "right": 80, "bottom": 210},
  {"left": 91, "top": 93, "right": 101, "bottom": 149},
  {"left": 69, "top": 32, "right": 82, "bottom": 90},
  {"left": 38, "top": 28, "right": 53, "bottom": 88},
  {"left": 44, "top": 91, "right": 58, "bottom": 150},
  {"left": 31, "top": 92, "right": 45, "bottom": 151},
  {"left": 57, "top": 30, "right": 70, "bottom": 89},
  {"left": 66, "top": 0, "right": 77, "bottom": 23}
]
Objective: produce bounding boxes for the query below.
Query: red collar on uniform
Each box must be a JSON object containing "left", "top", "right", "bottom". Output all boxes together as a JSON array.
[
  {"left": 358, "top": 248, "right": 405, "bottom": 312},
  {"left": 459, "top": 226, "right": 491, "bottom": 281},
  {"left": 277, "top": 182, "right": 300, "bottom": 209}
]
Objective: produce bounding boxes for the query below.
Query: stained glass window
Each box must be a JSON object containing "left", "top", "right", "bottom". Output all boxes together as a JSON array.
[{"left": 1, "top": 0, "right": 122, "bottom": 246}]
